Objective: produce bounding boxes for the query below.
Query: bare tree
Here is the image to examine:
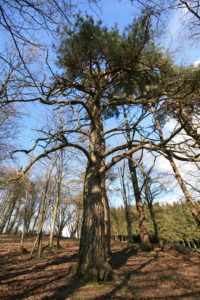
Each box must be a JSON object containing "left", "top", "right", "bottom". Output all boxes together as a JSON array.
[
  {"left": 131, "top": 0, "right": 200, "bottom": 38},
  {"left": 30, "top": 155, "right": 58, "bottom": 258},
  {"left": 149, "top": 103, "right": 200, "bottom": 225},
  {"left": 49, "top": 151, "right": 64, "bottom": 247}
]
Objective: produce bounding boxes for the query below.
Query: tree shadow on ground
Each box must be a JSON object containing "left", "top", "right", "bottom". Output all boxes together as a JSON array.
[
  {"left": 0, "top": 252, "right": 78, "bottom": 282},
  {"left": 26, "top": 246, "right": 138, "bottom": 300},
  {"left": 43, "top": 246, "right": 141, "bottom": 300},
  {"left": 1, "top": 240, "right": 200, "bottom": 300},
  {"left": 93, "top": 249, "right": 200, "bottom": 300},
  {"left": 93, "top": 252, "right": 160, "bottom": 300},
  {"left": 109, "top": 246, "right": 138, "bottom": 270},
  {"left": 2, "top": 273, "right": 70, "bottom": 300}
]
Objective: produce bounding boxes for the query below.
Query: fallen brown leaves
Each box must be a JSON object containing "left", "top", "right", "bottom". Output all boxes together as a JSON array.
[{"left": 0, "top": 235, "right": 200, "bottom": 300}]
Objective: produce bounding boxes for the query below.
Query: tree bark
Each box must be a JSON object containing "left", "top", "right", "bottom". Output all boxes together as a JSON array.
[
  {"left": 148, "top": 202, "right": 159, "bottom": 243},
  {"left": 75, "top": 106, "right": 111, "bottom": 281},
  {"left": 101, "top": 167, "right": 111, "bottom": 255},
  {"left": 5, "top": 199, "right": 21, "bottom": 234},
  {"left": 30, "top": 157, "right": 56, "bottom": 258},
  {"left": 123, "top": 107, "right": 151, "bottom": 248},
  {"left": 21, "top": 187, "right": 29, "bottom": 247},
  {"left": 56, "top": 221, "right": 64, "bottom": 248},
  {"left": 119, "top": 165, "right": 133, "bottom": 244},
  {"left": 150, "top": 104, "right": 200, "bottom": 226},
  {"left": 0, "top": 196, "right": 17, "bottom": 233},
  {"left": 49, "top": 158, "right": 62, "bottom": 247},
  {"left": 30, "top": 201, "right": 41, "bottom": 236},
  {"left": 70, "top": 216, "right": 80, "bottom": 238},
  {"left": 100, "top": 114, "right": 111, "bottom": 255},
  {"left": 128, "top": 159, "right": 152, "bottom": 248},
  {"left": 13, "top": 214, "right": 22, "bottom": 235},
  {"left": 167, "top": 152, "right": 200, "bottom": 225},
  {"left": 76, "top": 162, "right": 110, "bottom": 281}
]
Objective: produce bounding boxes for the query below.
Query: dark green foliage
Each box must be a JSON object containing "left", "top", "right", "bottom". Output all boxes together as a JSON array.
[
  {"left": 57, "top": 14, "right": 152, "bottom": 75},
  {"left": 110, "top": 205, "right": 139, "bottom": 237},
  {"left": 110, "top": 201, "right": 200, "bottom": 243},
  {"left": 56, "top": 14, "right": 173, "bottom": 104},
  {"left": 54, "top": 13, "right": 195, "bottom": 136}
]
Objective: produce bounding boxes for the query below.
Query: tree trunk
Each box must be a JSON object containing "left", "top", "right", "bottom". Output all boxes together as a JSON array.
[
  {"left": 100, "top": 117, "right": 111, "bottom": 255},
  {"left": 148, "top": 203, "right": 159, "bottom": 243},
  {"left": 21, "top": 187, "right": 29, "bottom": 248},
  {"left": 76, "top": 162, "right": 111, "bottom": 281},
  {"left": 56, "top": 221, "right": 64, "bottom": 248},
  {"left": 49, "top": 161, "right": 62, "bottom": 247},
  {"left": 128, "top": 159, "right": 152, "bottom": 249},
  {"left": 75, "top": 108, "right": 111, "bottom": 281},
  {"left": 150, "top": 103, "right": 200, "bottom": 226},
  {"left": 30, "top": 157, "right": 56, "bottom": 258},
  {"left": 167, "top": 153, "right": 200, "bottom": 226},
  {"left": 101, "top": 174, "right": 111, "bottom": 255},
  {"left": 13, "top": 215, "right": 22, "bottom": 235},
  {"left": 123, "top": 107, "right": 151, "bottom": 248},
  {"left": 30, "top": 201, "right": 41, "bottom": 236},
  {"left": 119, "top": 165, "right": 133, "bottom": 244},
  {"left": 6, "top": 200, "right": 21, "bottom": 234},
  {"left": 70, "top": 216, "right": 80, "bottom": 238},
  {"left": 0, "top": 197, "right": 17, "bottom": 233}
]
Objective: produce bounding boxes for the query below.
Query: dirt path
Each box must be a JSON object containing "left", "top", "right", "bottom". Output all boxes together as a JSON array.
[{"left": 0, "top": 235, "right": 200, "bottom": 299}]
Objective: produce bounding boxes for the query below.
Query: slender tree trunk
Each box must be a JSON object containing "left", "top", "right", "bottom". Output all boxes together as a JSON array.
[
  {"left": 21, "top": 187, "right": 29, "bottom": 248},
  {"left": 30, "top": 201, "right": 42, "bottom": 236},
  {"left": 150, "top": 103, "right": 200, "bottom": 226},
  {"left": 37, "top": 196, "right": 46, "bottom": 258},
  {"left": 30, "top": 157, "right": 57, "bottom": 258},
  {"left": 100, "top": 117, "right": 111, "bottom": 255},
  {"left": 6, "top": 200, "right": 21, "bottom": 234},
  {"left": 101, "top": 174, "right": 111, "bottom": 255},
  {"left": 70, "top": 216, "right": 80, "bottom": 238},
  {"left": 30, "top": 222, "right": 43, "bottom": 258},
  {"left": 178, "top": 107, "right": 200, "bottom": 146},
  {"left": 49, "top": 159, "right": 62, "bottom": 247},
  {"left": 56, "top": 222, "right": 64, "bottom": 248},
  {"left": 13, "top": 213, "right": 22, "bottom": 235},
  {"left": 56, "top": 229, "right": 61, "bottom": 248},
  {"left": 0, "top": 197, "right": 17, "bottom": 233},
  {"left": 148, "top": 202, "right": 159, "bottom": 243},
  {"left": 119, "top": 166, "right": 133, "bottom": 244},
  {"left": 128, "top": 159, "right": 152, "bottom": 248},
  {"left": 123, "top": 107, "right": 151, "bottom": 248},
  {"left": 49, "top": 190, "right": 60, "bottom": 246},
  {"left": 167, "top": 153, "right": 200, "bottom": 225}
]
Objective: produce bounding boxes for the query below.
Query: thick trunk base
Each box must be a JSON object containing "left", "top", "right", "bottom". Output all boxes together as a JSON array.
[
  {"left": 75, "top": 261, "right": 113, "bottom": 282},
  {"left": 140, "top": 229, "right": 152, "bottom": 250}
]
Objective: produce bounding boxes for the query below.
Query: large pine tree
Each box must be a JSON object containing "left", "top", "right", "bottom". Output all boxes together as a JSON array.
[{"left": 53, "top": 15, "right": 172, "bottom": 280}]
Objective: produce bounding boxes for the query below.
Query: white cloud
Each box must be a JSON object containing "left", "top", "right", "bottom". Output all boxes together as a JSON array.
[
  {"left": 193, "top": 59, "right": 200, "bottom": 67},
  {"left": 143, "top": 117, "right": 200, "bottom": 204}
]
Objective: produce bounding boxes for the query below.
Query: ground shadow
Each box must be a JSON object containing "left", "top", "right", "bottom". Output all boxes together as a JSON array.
[
  {"left": 0, "top": 252, "right": 78, "bottom": 283},
  {"left": 109, "top": 246, "right": 138, "bottom": 270}
]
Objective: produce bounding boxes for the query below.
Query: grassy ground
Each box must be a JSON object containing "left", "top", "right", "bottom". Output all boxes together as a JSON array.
[{"left": 0, "top": 234, "right": 200, "bottom": 299}]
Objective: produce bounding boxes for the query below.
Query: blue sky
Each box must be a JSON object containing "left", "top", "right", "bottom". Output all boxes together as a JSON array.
[
  {"left": 89, "top": 0, "right": 138, "bottom": 28},
  {"left": 162, "top": 6, "right": 200, "bottom": 65}
]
